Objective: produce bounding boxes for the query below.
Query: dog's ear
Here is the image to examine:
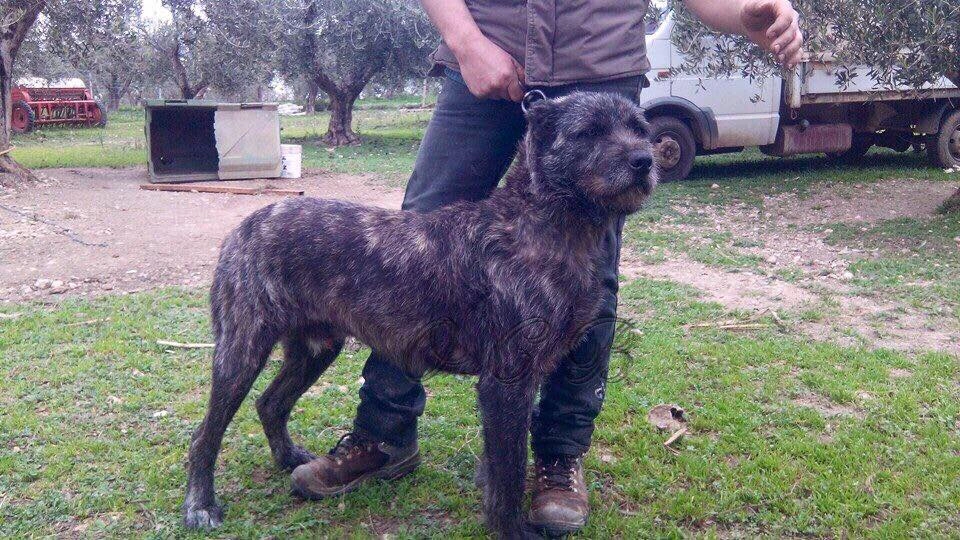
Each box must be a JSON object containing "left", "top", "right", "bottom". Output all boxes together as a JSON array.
[{"left": 524, "top": 98, "right": 560, "bottom": 140}]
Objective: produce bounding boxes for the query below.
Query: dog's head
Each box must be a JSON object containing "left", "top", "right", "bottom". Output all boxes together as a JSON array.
[{"left": 524, "top": 92, "right": 657, "bottom": 216}]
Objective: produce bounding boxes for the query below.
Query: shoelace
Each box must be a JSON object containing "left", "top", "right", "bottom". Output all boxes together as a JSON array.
[
  {"left": 539, "top": 456, "right": 579, "bottom": 490},
  {"left": 329, "top": 432, "right": 373, "bottom": 459}
]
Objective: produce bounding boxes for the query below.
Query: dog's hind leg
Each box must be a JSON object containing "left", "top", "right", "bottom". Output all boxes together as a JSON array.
[
  {"left": 183, "top": 329, "right": 276, "bottom": 530},
  {"left": 477, "top": 373, "right": 538, "bottom": 539},
  {"left": 257, "top": 333, "right": 343, "bottom": 470}
]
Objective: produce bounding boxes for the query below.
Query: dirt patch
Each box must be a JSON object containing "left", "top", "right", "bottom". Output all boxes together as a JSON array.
[
  {"left": 623, "top": 246, "right": 960, "bottom": 353},
  {"left": 623, "top": 178, "right": 960, "bottom": 355},
  {"left": 761, "top": 179, "right": 959, "bottom": 226},
  {"left": 792, "top": 392, "right": 865, "bottom": 419},
  {"left": 620, "top": 255, "right": 817, "bottom": 312},
  {"left": 888, "top": 368, "right": 913, "bottom": 379},
  {"left": 0, "top": 167, "right": 403, "bottom": 303}
]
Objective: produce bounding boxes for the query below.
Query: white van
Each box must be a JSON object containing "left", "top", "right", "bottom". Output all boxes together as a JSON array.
[{"left": 642, "top": 12, "right": 960, "bottom": 181}]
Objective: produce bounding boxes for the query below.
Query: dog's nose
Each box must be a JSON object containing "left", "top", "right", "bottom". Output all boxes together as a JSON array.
[{"left": 628, "top": 151, "right": 653, "bottom": 173}]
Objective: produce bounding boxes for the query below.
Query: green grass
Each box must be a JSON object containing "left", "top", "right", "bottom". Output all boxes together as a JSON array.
[
  {"left": 9, "top": 97, "right": 433, "bottom": 176},
  {"left": 282, "top": 108, "right": 432, "bottom": 182},
  {"left": 2, "top": 283, "right": 959, "bottom": 538},
  {"left": 818, "top": 214, "right": 960, "bottom": 319},
  {"left": 10, "top": 108, "right": 147, "bottom": 169}
]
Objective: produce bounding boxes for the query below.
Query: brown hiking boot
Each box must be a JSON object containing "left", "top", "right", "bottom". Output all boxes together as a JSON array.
[
  {"left": 290, "top": 432, "right": 420, "bottom": 499},
  {"left": 529, "top": 454, "right": 589, "bottom": 536}
]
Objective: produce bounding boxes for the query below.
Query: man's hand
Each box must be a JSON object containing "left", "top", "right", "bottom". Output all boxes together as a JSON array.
[
  {"left": 455, "top": 37, "right": 526, "bottom": 102},
  {"left": 740, "top": 0, "right": 803, "bottom": 69},
  {"left": 685, "top": 0, "right": 804, "bottom": 69},
  {"left": 419, "top": 0, "right": 525, "bottom": 102}
]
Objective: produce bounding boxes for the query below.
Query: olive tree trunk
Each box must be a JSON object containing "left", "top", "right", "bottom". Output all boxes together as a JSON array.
[
  {"left": 0, "top": 46, "right": 34, "bottom": 184},
  {"left": 305, "top": 81, "right": 319, "bottom": 115},
  {"left": 321, "top": 90, "right": 361, "bottom": 146},
  {"left": 169, "top": 42, "right": 208, "bottom": 100},
  {"left": 0, "top": 2, "right": 45, "bottom": 185}
]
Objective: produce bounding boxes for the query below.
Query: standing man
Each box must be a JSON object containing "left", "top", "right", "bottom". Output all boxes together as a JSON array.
[{"left": 292, "top": 0, "right": 803, "bottom": 535}]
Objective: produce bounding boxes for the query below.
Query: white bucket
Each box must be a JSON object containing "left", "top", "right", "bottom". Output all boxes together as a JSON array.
[{"left": 280, "top": 144, "right": 303, "bottom": 179}]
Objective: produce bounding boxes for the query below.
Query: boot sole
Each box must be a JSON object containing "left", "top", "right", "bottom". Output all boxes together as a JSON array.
[
  {"left": 529, "top": 516, "right": 588, "bottom": 538},
  {"left": 291, "top": 451, "right": 421, "bottom": 500}
]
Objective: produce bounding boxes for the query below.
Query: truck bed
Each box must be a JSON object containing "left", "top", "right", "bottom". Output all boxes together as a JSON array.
[{"left": 790, "top": 60, "right": 960, "bottom": 106}]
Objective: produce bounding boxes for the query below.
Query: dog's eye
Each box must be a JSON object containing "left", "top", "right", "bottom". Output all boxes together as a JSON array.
[
  {"left": 626, "top": 117, "right": 647, "bottom": 135},
  {"left": 572, "top": 124, "right": 603, "bottom": 139}
]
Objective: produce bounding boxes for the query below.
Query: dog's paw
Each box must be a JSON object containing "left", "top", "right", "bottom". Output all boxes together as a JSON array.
[
  {"left": 276, "top": 445, "right": 318, "bottom": 471},
  {"left": 183, "top": 503, "right": 224, "bottom": 530}
]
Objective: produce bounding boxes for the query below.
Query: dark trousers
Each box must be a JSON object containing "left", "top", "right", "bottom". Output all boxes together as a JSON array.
[{"left": 353, "top": 72, "right": 642, "bottom": 457}]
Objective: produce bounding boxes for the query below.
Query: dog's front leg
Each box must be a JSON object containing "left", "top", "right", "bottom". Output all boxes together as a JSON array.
[{"left": 477, "top": 371, "right": 538, "bottom": 539}]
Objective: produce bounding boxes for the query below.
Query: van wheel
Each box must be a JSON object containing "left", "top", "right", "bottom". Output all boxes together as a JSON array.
[
  {"left": 927, "top": 108, "right": 960, "bottom": 169},
  {"left": 826, "top": 134, "right": 872, "bottom": 163},
  {"left": 649, "top": 116, "right": 696, "bottom": 182}
]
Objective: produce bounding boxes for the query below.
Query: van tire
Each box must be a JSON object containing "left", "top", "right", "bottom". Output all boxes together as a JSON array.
[
  {"left": 927, "top": 108, "right": 960, "bottom": 169},
  {"left": 649, "top": 116, "right": 696, "bottom": 182}
]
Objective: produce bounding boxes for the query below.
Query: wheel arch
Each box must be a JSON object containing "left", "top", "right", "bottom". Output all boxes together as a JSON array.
[
  {"left": 640, "top": 97, "right": 718, "bottom": 150},
  {"left": 915, "top": 99, "right": 958, "bottom": 135}
]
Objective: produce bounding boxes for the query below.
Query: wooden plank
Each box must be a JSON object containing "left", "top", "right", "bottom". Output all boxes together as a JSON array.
[{"left": 139, "top": 183, "right": 304, "bottom": 196}]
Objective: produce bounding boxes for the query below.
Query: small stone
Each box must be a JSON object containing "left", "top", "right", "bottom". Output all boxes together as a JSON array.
[
  {"left": 19, "top": 285, "right": 32, "bottom": 295},
  {"left": 710, "top": 183, "right": 720, "bottom": 189},
  {"left": 841, "top": 271, "right": 854, "bottom": 280},
  {"left": 766, "top": 255, "right": 778, "bottom": 264},
  {"left": 34, "top": 278, "right": 52, "bottom": 290},
  {"left": 152, "top": 410, "right": 169, "bottom": 418}
]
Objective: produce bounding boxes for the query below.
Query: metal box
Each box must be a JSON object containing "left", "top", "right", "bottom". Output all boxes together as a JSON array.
[{"left": 145, "top": 100, "right": 283, "bottom": 183}]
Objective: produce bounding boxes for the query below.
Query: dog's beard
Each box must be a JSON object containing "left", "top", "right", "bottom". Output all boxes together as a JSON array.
[
  {"left": 582, "top": 171, "right": 653, "bottom": 214},
  {"left": 605, "top": 186, "right": 649, "bottom": 214}
]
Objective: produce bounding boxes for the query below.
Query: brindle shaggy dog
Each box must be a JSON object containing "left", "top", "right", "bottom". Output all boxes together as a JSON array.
[{"left": 182, "top": 92, "right": 656, "bottom": 538}]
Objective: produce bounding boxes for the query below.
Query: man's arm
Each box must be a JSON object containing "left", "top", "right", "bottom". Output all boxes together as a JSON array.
[
  {"left": 685, "top": 0, "right": 804, "bottom": 69},
  {"left": 420, "top": 0, "right": 525, "bottom": 102}
]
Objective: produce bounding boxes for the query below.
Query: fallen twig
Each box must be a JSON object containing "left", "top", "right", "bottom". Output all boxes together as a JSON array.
[
  {"left": 664, "top": 427, "right": 688, "bottom": 449},
  {"left": 66, "top": 318, "right": 110, "bottom": 327},
  {"left": 767, "top": 309, "right": 788, "bottom": 330},
  {"left": 0, "top": 146, "right": 15, "bottom": 157},
  {"left": 157, "top": 339, "right": 215, "bottom": 349},
  {"left": 688, "top": 321, "right": 769, "bottom": 331},
  {"left": 0, "top": 312, "right": 22, "bottom": 320}
]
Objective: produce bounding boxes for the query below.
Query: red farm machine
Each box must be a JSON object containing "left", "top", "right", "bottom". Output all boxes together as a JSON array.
[{"left": 10, "top": 87, "right": 107, "bottom": 134}]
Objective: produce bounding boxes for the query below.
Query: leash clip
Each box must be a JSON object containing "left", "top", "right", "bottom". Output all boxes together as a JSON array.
[{"left": 521, "top": 89, "right": 547, "bottom": 114}]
